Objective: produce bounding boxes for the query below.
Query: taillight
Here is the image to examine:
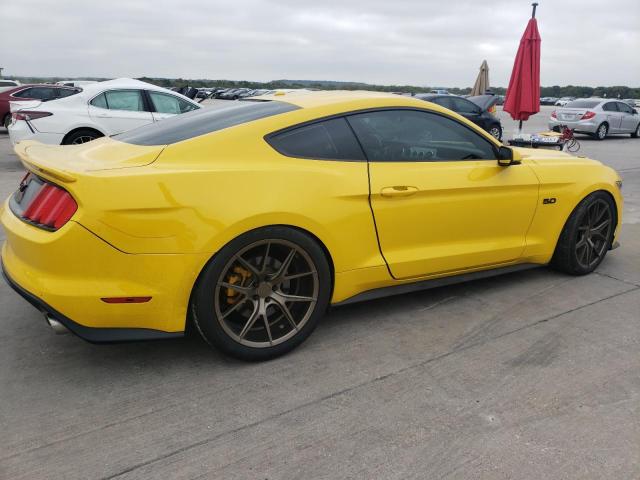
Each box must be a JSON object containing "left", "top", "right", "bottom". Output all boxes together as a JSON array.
[
  {"left": 12, "top": 111, "right": 52, "bottom": 121},
  {"left": 551, "top": 110, "right": 557, "bottom": 118},
  {"left": 488, "top": 105, "right": 496, "bottom": 113},
  {"left": 21, "top": 181, "right": 77, "bottom": 230},
  {"left": 581, "top": 111, "right": 596, "bottom": 120}
]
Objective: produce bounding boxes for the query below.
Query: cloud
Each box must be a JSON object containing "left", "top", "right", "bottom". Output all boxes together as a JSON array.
[{"left": 2, "top": 0, "right": 638, "bottom": 86}]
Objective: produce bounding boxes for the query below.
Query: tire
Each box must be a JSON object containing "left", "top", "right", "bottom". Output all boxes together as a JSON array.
[
  {"left": 631, "top": 123, "right": 640, "bottom": 138},
  {"left": 551, "top": 191, "right": 615, "bottom": 275},
  {"left": 63, "top": 128, "right": 103, "bottom": 145},
  {"left": 593, "top": 122, "right": 608, "bottom": 140},
  {"left": 192, "top": 226, "right": 331, "bottom": 361},
  {"left": 488, "top": 124, "right": 502, "bottom": 140},
  {"left": 3, "top": 113, "right": 11, "bottom": 129}
]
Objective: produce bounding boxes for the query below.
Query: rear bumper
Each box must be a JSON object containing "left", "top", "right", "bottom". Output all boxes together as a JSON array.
[
  {"left": 1, "top": 261, "right": 182, "bottom": 343},
  {"left": 1, "top": 197, "right": 209, "bottom": 340},
  {"left": 8, "top": 121, "right": 64, "bottom": 146},
  {"left": 548, "top": 118, "right": 598, "bottom": 134}
]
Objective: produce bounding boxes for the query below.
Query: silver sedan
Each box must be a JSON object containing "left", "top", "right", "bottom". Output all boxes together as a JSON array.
[{"left": 548, "top": 98, "right": 640, "bottom": 140}]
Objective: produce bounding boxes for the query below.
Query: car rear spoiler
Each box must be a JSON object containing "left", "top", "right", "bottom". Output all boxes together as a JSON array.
[
  {"left": 467, "top": 95, "right": 500, "bottom": 112},
  {"left": 14, "top": 141, "right": 77, "bottom": 183}
]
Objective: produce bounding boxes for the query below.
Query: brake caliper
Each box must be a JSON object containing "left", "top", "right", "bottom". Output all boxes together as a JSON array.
[{"left": 226, "top": 266, "right": 252, "bottom": 304}]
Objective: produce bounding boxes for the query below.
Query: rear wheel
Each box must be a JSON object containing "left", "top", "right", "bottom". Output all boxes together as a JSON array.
[
  {"left": 631, "top": 123, "right": 640, "bottom": 138},
  {"left": 593, "top": 122, "right": 608, "bottom": 140},
  {"left": 3, "top": 113, "right": 11, "bottom": 129},
  {"left": 551, "top": 192, "right": 615, "bottom": 275},
  {"left": 488, "top": 124, "right": 502, "bottom": 140},
  {"left": 63, "top": 128, "right": 103, "bottom": 145},
  {"left": 192, "top": 227, "right": 331, "bottom": 361}
]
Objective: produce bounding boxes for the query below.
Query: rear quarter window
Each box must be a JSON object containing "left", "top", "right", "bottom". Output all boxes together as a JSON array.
[{"left": 266, "top": 117, "right": 365, "bottom": 161}]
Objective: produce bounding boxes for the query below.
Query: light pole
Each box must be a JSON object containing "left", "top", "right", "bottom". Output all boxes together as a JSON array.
[{"left": 0, "top": 67, "right": 4, "bottom": 79}]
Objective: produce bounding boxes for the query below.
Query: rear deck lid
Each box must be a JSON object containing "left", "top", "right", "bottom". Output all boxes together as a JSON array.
[{"left": 14, "top": 138, "right": 165, "bottom": 182}]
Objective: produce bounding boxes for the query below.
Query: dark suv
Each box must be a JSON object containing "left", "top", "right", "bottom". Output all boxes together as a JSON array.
[{"left": 415, "top": 94, "right": 503, "bottom": 140}]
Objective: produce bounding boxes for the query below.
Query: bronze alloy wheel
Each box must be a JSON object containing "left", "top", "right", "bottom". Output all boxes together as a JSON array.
[
  {"left": 213, "top": 239, "right": 319, "bottom": 348},
  {"left": 574, "top": 198, "right": 613, "bottom": 269}
]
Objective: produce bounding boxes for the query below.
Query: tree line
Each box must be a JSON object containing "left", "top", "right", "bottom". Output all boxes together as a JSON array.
[{"left": 10, "top": 75, "right": 640, "bottom": 99}]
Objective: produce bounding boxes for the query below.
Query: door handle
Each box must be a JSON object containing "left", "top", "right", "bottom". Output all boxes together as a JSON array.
[{"left": 380, "top": 186, "right": 418, "bottom": 197}]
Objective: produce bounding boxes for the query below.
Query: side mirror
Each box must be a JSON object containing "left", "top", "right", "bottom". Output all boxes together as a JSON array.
[{"left": 497, "top": 146, "right": 522, "bottom": 166}]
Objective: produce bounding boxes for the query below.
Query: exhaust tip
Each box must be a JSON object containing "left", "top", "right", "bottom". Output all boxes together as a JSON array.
[{"left": 45, "top": 315, "right": 69, "bottom": 335}]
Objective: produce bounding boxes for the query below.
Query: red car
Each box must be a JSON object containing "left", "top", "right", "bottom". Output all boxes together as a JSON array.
[{"left": 1, "top": 84, "right": 80, "bottom": 128}]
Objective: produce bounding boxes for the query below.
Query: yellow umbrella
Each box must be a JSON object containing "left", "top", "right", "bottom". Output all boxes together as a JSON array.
[{"left": 471, "top": 60, "right": 490, "bottom": 96}]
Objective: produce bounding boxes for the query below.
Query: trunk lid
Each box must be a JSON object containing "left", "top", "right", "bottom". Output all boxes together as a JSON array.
[
  {"left": 555, "top": 107, "right": 589, "bottom": 122},
  {"left": 14, "top": 138, "right": 165, "bottom": 183},
  {"left": 467, "top": 94, "right": 499, "bottom": 112}
]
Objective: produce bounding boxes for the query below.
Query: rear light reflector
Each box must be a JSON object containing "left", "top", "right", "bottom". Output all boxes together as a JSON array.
[
  {"left": 12, "top": 111, "right": 53, "bottom": 121},
  {"left": 101, "top": 297, "right": 152, "bottom": 304},
  {"left": 20, "top": 181, "right": 77, "bottom": 230},
  {"left": 581, "top": 111, "right": 596, "bottom": 120},
  {"left": 551, "top": 110, "right": 557, "bottom": 118},
  {"left": 488, "top": 105, "right": 496, "bottom": 113}
]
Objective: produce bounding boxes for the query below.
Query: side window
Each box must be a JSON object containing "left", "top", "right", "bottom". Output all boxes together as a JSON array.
[
  {"left": 617, "top": 102, "right": 632, "bottom": 114},
  {"left": 12, "top": 88, "right": 33, "bottom": 98},
  {"left": 431, "top": 97, "right": 455, "bottom": 110},
  {"left": 26, "top": 87, "right": 57, "bottom": 101},
  {"left": 103, "top": 90, "right": 145, "bottom": 112},
  {"left": 347, "top": 109, "right": 497, "bottom": 162},
  {"left": 148, "top": 91, "right": 199, "bottom": 114},
  {"left": 57, "top": 88, "right": 77, "bottom": 98},
  {"left": 450, "top": 97, "right": 480, "bottom": 114},
  {"left": 602, "top": 102, "right": 618, "bottom": 112},
  {"left": 90, "top": 93, "right": 108, "bottom": 109},
  {"left": 267, "top": 117, "right": 365, "bottom": 161}
]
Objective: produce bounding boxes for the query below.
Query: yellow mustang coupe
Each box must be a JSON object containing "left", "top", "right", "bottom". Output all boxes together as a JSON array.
[{"left": 1, "top": 91, "right": 622, "bottom": 360}]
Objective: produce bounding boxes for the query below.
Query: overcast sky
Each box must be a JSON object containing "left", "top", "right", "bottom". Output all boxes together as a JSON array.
[{"left": 2, "top": 0, "right": 639, "bottom": 87}]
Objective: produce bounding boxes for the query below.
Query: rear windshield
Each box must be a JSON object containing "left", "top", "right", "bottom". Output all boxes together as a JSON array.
[
  {"left": 565, "top": 100, "right": 600, "bottom": 108},
  {"left": 115, "top": 100, "right": 299, "bottom": 145}
]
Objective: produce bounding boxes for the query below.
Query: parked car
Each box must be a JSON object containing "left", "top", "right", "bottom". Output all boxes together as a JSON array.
[
  {"left": 622, "top": 99, "right": 638, "bottom": 110},
  {"left": 554, "top": 97, "right": 576, "bottom": 107},
  {"left": 1, "top": 84, "right": 81, "bottom": 128},
  {"left": 8, "top": 78, "right": 201, "bottom": 145},
  {"left": 415, "top": 93, "right": 503, "bottom": 139},
  {"left": 549, "top": 98, "right": 640, "bottom": 139},
  {"left": 0, "top": 79, "right": 22, "bottom": 94},
  {"left": 429, "top": 89, "right": 450, "bottom": 95},
  {"left": 218, "top": 88, "right": 251, "bottom": 100},
  {"left": 540, "top": 97, "right": 558, "bottom": 106},
  {"left": 2, "top": 91, "right": 623, "bottom": 360},
  {"left": 55, "top": 80, "right": 98, "bottom": 87}
]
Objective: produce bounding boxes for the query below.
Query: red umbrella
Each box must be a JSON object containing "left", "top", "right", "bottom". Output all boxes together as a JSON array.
[{"left": 503, "top": 3, "right": 541, "bottom": 130}]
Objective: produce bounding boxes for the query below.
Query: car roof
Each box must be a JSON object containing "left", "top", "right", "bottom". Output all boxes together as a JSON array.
[{"left": 254, "top": 90, "right": 421, "bottom": 109}]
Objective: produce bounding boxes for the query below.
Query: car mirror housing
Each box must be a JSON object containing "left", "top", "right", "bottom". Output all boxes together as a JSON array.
[{"left": 497, "top": 146, "right": 521, "bottom": 166}]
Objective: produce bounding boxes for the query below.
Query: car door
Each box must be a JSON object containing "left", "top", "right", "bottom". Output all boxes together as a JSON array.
[
  {"left": 88, "top": 89, "right": 154, "bottom": 135},
  {"left": 147, "top": 91, "right": 199, "bottom": 122},
  {"left": 601, "top": 102, "right": 622, "bottom": 132},
  {"left": 616, "top": 102, "right": 638, "bottom": 132},
  {"left": 348, "top": 109, "right": 539, "bottom": 279}
]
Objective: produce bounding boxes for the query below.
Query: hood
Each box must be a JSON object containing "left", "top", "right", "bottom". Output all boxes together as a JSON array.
[
  {"left": 467, "top": 95, "right": 499, "bottom": 112},
  {"left": 513, "top": 146, "right": 602, "bottom": 165},
  {"left": 14, "top": 138, "right": 165, "bottom": 182}
]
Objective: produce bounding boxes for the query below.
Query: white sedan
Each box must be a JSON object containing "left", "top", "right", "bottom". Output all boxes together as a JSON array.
[{"left": 8, "top": 78, "right": 201, "bottom": 145}]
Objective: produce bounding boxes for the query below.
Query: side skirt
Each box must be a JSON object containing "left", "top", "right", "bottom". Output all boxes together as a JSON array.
[{"left": 334, "top": 263, "right": 540, "bottom": 306}]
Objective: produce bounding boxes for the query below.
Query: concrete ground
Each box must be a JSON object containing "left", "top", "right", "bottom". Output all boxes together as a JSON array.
[{"left": 0, "top": 105, "right": 639, "bottom": 479}]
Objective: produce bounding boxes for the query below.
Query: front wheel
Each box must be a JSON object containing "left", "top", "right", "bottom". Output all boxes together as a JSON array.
[
  {"left": 551, "top": 192, "right": 615, "bottom": 275},
  {"left": 631, "top": 123, "right": 640, "bottom": 138},
  {"left": 192, "top": 227, "right": 331, "bottom": 361},
  {"left": 3, "top": 113, "right": 11, "bottom": 129}
]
